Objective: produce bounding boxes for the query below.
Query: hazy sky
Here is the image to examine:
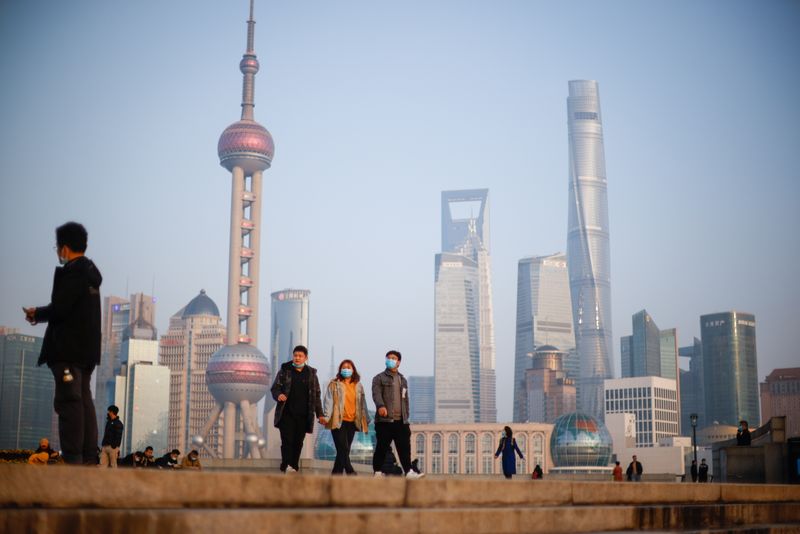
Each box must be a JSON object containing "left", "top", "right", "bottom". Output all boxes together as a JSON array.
[{"left": 1, "top": 1, "right": 798, "bottom": 422}]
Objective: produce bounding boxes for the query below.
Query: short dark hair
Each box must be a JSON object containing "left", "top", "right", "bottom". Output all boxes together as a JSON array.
[
  {"left": 336, "top": 359, "right": 360, "bottom": 383},
  {"left": 107, "top": 405, "right": 119, "bottom": 415},
  {"left": 293, "top": 345, "right": 308, "bottom": 356},
  {"left": 56, "top": 222, "right": 88, "bottom": 252},
  {"left": 145, "top": 446, "right": 154, "bottom": 452},
  {"left": 386, "top": 350, "right": 402, "bottom": 361},
  {"left": 171, "top": 449, "right": 180, "bottom": 455}
]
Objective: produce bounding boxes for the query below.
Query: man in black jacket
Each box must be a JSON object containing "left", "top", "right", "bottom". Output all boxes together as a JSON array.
[
  {"left": 270, "top": 345, "right": 323, "bottom": 474},
  {"left": 24, "top": 222, "right": 102, "bottom": 465},
  {"left": 99, "top": 405, "right": 124, "bottom": 468}
]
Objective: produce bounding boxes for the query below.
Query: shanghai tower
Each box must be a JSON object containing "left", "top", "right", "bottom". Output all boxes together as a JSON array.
[{"left": 566, "top": 80, "right": 613, "bottom": 421}]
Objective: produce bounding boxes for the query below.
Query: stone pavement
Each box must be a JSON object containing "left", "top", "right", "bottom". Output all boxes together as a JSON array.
[{"left": 0, "top": 465, "right": 798, "bottom": 533}]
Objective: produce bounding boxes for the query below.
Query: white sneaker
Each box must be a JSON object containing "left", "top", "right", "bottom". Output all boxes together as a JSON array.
[
  {"left": 406, "top": 470, "right": 425, "bottom": 479},
  {"left": 285, "top": 466, "right": 297, "bottom": 474},
  {"left": 373, "top": 471, "right": 385, "bottom": 478}
]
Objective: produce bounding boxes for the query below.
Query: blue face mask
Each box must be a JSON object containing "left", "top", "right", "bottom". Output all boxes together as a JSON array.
[
  {"left": 340, "top": 368, "right": 353, "bottom": 378},
  {"left": 292, "top": 361, "right": 305, "bottom": 369},
  {"left": 385, "top": 359, "right": 397, "bottom": 370}
]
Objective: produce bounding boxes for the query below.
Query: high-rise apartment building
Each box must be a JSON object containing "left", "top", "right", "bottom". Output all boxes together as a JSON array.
[
  {"left": 409, "top": 376, "right": 435, "bottom": 424},
  {"left": 678, "top": 338, "right": 705, "bottom": 434},
  {"left": 435, "top": 189, "right": 496, "bottom": 423},
  {"left": 524, "top": 346, "right": 576, "bottom": 423},
  {"left": 760, "top": 368, "right": 800, "bottom": 438},
  {"left": 701, "top": 311, "right": 759, "bottom": 427},
  {"left": 0, "top": 333, "right": 52, "bottom": 450},
  {"left": 513, "top": 253, "right": 576, "bottom": 423},
  {"left": 159, "top": 290, "right": 225, "bottom": 455},
  {"left": 566, "top": 80, "right": 613, "bottom": 421},
  {"left": 604, "top": 376, "right": 679, "bottom": 447}
]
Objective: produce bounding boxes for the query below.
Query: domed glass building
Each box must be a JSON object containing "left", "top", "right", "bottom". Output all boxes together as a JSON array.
[
  {"left": 314, "top": 411, "right": 377, "bottom": 465},
  {"left": 550, "top": 412, "right": 613, "bottom": 467}
]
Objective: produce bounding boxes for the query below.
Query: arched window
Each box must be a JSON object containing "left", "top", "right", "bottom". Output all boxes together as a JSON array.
[
  {"left": 532, "top": 433, "right": 544, "bottom": 470},
  {"left": 448, "top": 434, "right": 459, "bottom": 454},
  {"left": 465, "top": 433, "right": 476, "bottom": 454},
  {"left": 481, "top": 433, "right": 494, "bottom": 474},
  {"left": 416, "top": 434, "right": 426, "bottom": 456},
  {"left": 447, "top": 434, "right": 459, "bottom": 474},
  {"left": 515, "top": 434, "right": 527, "bottom": 474},
  {"left": 465, "top": 433, "right": 476, "bottom": 474},
  {"left": 431, "top": 433, "right": 442, "bottom": 474}
]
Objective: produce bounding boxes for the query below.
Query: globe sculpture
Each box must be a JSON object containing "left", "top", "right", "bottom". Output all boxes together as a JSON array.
[{"left": 549, "top": 412, "right": 613, "bottom": 467}]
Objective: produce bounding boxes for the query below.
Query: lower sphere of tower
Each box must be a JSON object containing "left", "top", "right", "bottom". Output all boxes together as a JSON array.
[
  {"left": 218, "top": 120, "right": 274, "bottom": 175},
  {"left": 206, "top": 344, "right": 271, "bottom": 404}
]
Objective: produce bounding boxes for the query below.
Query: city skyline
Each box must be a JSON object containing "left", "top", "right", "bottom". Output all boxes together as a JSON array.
[{"left": 1, "top": 1, "right": 798, "bottom": 422}]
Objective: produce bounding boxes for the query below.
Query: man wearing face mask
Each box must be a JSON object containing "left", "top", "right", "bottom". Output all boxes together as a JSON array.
[
  {"left": 23, "top": 222, "right": 102, "bottom": 465},
  {"left": 371, "top": 350, "right": 424, "bottom": 479},
  {"left": 270, "top": 345, "right": 324, "bottom": 474}
]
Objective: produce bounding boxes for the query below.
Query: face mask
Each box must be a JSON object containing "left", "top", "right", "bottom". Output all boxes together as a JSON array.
[
  {"left": 385, "top": 359, "right": 397, "bottom": 370},
  {"left": 292, "top": 361, "right": 305, "bottom": 368},
  {"left": 58, "top": 254, "right": 68, "bottom": 266},
  {"left": 340, "top": 368, "right": 353, "bottom": 378}
]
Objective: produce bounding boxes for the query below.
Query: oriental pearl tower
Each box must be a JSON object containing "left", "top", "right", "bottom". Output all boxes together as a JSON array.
[{"left": 193, "top": 0, "right": 273, "bottom": 459}]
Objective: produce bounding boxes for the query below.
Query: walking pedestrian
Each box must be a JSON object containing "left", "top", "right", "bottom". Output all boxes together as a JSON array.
[
  {"left": 271, "top": 345, "right": 324, "bottom": 474},
  {"left": 626, "top": 455, "right": 643, "bottom": 482},
  {"left": 613, "top": 461, "right": 623, "bottom": 481},
  {"left": 24, "top": 222, "right": 102, "bottom": 465},
  {"left": 371, "top": 350, "right": 424, "bottom": 479},
  {"left": 321, "top": 359, "right": 370, "bottom": 475},
  {"left": 495, "top": 426, "right": 524, "bottom": 479},
  {"left": 99, "top": 405, "right": 124, "bottom": 468},
  {"left": 698, "top": 458, "right": 709, "bottom": 482}
]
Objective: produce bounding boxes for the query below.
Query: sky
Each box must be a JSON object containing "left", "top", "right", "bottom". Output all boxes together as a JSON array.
[{"left": 1, "top": 0, "right": 798, "bottom": 422}]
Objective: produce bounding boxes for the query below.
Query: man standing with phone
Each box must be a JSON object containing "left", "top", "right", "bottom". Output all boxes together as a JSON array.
[{"left": 24, "top": 222, "right": 103, "bottom": 465}]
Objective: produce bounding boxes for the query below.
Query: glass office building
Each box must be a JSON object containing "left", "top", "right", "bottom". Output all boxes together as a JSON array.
[
  {"left": 513, "top": 253, "right": 576, "bottom": 422},
  {"left": 409, "top": 375, "right": 435, "bottom": 424},
  {"left": 565, "top": 80, "right": 613, "bottom": 421},
  {"left": 0, "top": 333, "right": 52, "bottom": 450},
  {"left": 701, "top": 311, "right": 759, "bottom": 427}
]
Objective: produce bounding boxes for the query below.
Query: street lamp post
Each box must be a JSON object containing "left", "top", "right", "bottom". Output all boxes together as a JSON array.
[{"left": 690, "top": 413, "right": 698, "bottom": 468}]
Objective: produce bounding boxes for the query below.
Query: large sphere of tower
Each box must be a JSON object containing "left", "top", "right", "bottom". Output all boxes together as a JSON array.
[
  {"left": 206, "top": 344, "right": 271, "bottom": 404},
  {"left": 218, "top": 120, "right": 274, "bottom": 175}
]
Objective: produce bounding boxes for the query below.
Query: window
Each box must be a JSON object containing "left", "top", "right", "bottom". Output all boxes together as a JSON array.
[
  {"left": 448, "top": 456, "right": 458, "bottom": 474},
  {"left": 448, "top": 434, "right": 459, "bottom": 455},
  {"left": 432, "top": 434, "right": 442, "bottom": 454},
  {"left": 574, "top": 111, "right": 598, "bottom": 120},
  {"left": 416, "top": 434, "right": 425, "bottom": 456},
  {"left": 465, "top": 433, "right": 476, "bottom": 454},
  {"left": 515, "top": 434, "right": 527, "bottom": 474}
]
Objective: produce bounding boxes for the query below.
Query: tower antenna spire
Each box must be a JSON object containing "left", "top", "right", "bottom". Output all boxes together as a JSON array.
[{"left": 240, "top": 0, "right": 259, "bottom": 120}]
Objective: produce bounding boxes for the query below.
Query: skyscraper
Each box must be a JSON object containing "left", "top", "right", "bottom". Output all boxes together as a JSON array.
[
  {"left": 566, "top": 80, "right": 613, "bottom": 420},
  {"left": 678, "top": 338, "right": 705, "bottom": 433},
  {"left": 199, "top": 0, "right": 273, "bottom": 459},
  {"left": 760, "top": 368, "right": 800, "bottom": 438},
  {"left": 0, "top": 333, "right": 52, "bottom": 450},
  {"left": 604, "top": 376, "right": 679, "bottom": 447},
  {"left": 435, "top": 189, "right": 496, "bottom": 423},
  {"left": 701, "top": 311, "right": 759, "bottom": 427},
  {"left": 524, "top": 346, "right": 576, "bottom": 423},
  {"left": 408, "top": 375, "right": 435, "bottom": 424},
  {"left": 263, "top": 289, "right": 310, "bottom": 418},
  {"left": 159, "top": 290, "right": 225, "bottom": 455},
  {"left": 513, "top": 253, "right": 576, "bottom": 422},
  {"left": 621, "top": 310, "right": 678, "bottom": 380}
]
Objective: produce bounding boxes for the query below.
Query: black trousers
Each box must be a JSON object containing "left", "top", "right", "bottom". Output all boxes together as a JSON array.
[
  {"left": 278, "top": 413, "right": 308, "bottom": 471},
  {"left": 331, "top": 421, "right": 357, "bottom": 474},
  {"left": 50, "top": 362, "right": 98, "bottom": 465},
  {"left": 373, "top": 420, "right": 411, "bottom": 474}
]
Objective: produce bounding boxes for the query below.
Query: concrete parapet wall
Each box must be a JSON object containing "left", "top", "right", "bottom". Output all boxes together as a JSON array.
[{"left": 1, "top": 465, "right": 799, "bottom": 533}]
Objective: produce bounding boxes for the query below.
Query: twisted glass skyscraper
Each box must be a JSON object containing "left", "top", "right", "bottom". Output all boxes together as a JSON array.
[{"left": 566, "top": 80, "right": 613, "bottom": 421}]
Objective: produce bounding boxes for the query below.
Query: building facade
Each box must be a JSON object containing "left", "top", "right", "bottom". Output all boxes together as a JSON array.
[
  {"left": 525, "top": 345, "right": 576, "bottom": 423},
  {"left": 604, "top": 376, "right": 679, "bottom": 447},
  {"left": 760, "top": 368, "right": 800, "bottom": 439},
  {"left": 114, "top": 335, "right": 169, "bottom": 455},
  {"left": 410, "top": 422, "right": 552, "bottom": 476},
  {"left": 159, "top": 290, "right": 225, "bottom": 455},
  {"left": 700, "top": 311, "right": 759, "bottom": 427},
  {"left": 565, "top": 80, "right": 613, "bottom": 421},
  {"left": 408, "top": 375, "right": 434, "bottom": 424},
  {"left": 435, "top": 189, "right": 496, "bottom": 423},
  {"left": 679, "top": 338, "right": 705, "bottom": 433},
  {"left": 269, "top": 289, "right": 310, "bottom": 378},
  {"left": 513, "top": 253, "right": 576, "bottom": 422},
  {"left": 0, "top": 333, "right": 52, "bottom": 450}
]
